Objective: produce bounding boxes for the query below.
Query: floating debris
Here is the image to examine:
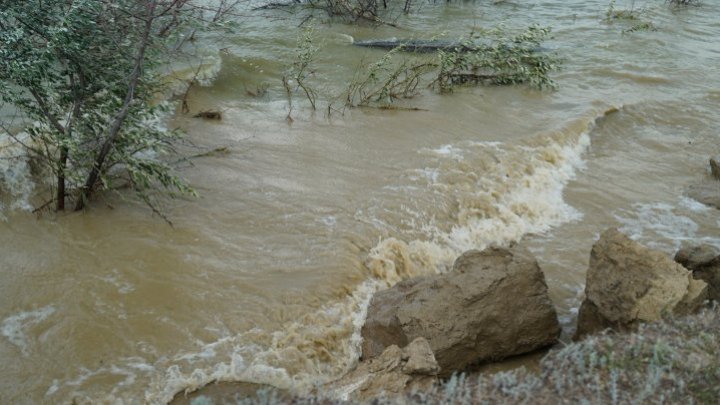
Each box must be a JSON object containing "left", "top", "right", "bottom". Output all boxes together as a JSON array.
[{"left": 193, "top": 111, "right": 222, "bottom": 120}]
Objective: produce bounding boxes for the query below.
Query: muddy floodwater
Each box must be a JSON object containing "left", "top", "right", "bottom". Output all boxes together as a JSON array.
[{"left": 1, "top": 1, "right": 719, "bottom": 403}]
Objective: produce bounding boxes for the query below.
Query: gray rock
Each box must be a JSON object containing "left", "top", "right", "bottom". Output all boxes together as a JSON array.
[
  {"left": 675, "top": 244, "right": 719, "bottom": 270},
  {"left": 575, "top": 229, "right": 707, "bottom": 339},
  {"left": 362, "top": 245, "right": 560, "bottom": 377},
  {"left": 675, "top": 243, "right": 720, "bottom": 301},
  {"left": 402, "top": 337, "right": 440, "bottom": 375},
  {"left": 360, "top": 278, "right": 414, "bottom": 361}
]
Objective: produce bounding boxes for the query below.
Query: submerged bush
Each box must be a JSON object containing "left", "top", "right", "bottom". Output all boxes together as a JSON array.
[
  {"left": 329, "top": 25, "right": 559, "bottom": 112},
  {"left": 432, "top": 26, "right": 558, "bottom": 92},
  {"left": 604, "top": 0, "right": 656, "bottom": 33}
]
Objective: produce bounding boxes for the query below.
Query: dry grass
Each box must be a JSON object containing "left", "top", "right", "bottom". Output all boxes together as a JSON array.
[{"left": 410, "top": 306, "right": 720, "bottom": 404}]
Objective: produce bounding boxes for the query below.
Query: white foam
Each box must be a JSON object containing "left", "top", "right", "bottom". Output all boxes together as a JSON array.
[
  {"left": 614, "top": 202, "right": 699, "bottom": 252},
  {"left": 45, "top": 380, "right": 60, "bottom": 397},
  {"left": 45, "top": 358, "right": 161, "bottom": 401},
  {"left": 679, "top": 195, "right": 713, "bottom": 212},
  {"left": 423, "top": 144, "right": 464, "bottom": 159},
  {"left": 139, "top": 279, "right": 379, "bottom": 404},
  {"left": 321, "top": 215, "right": 337, "bottom": 227},
  {"left": 1, "top": 306, "right": 56, "bottom": 355},
  {"left": 96, "top": 269, "right": 136, "bottom": 295},
  {"left": 366, "top": 122, "right": 593, "bottom": 284}
]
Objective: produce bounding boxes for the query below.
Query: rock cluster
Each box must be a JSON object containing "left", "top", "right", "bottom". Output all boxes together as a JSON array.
[
  {"left": 325, "top": 337, "right": 439, "bottom": 402},
  {"left": 361, "top": 244, "right": 561, "bottom": 377},
  {"left": 574, "top": 229, "right": 707, "bottom": 339}
]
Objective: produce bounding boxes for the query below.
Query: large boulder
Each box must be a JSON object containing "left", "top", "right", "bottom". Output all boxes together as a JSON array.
[
  {"left": 675, "top": 243, "right": 720, "bottom": 301},
  {"left": 361, "top": 245, "right": 560, "bottom": 376},
  {"left": 575, "top": 229, "right": 708, "bottom": 339},
  {"left": 325, "top": 337, "right": 439, "bottom": 402}
]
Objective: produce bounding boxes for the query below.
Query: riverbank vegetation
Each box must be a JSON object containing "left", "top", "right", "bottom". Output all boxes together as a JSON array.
[{"left": 0, "top": 0, "right": 237, "bottom": 220}]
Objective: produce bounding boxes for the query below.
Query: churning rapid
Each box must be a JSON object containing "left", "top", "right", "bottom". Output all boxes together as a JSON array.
[{"left": 1, "top": 1, "right": 720, "bottom": 403}]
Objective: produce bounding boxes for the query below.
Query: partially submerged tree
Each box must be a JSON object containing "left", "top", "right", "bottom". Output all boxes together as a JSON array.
[
  {"left": 328, "top": 25, "right": 559, "bottom": 112},
  {"left": 283, "top": 24, "right": 320, "bottom": 122},
  {"left": 0, "top": 0, "right": 234, "bottom": 217},
  {"left": 432, "top": 26, "right": 558, "bottom": 92}
]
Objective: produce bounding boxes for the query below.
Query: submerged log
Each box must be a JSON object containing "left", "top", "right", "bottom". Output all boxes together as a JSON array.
[
  {"left": 353, "top": 39, "right": 474, "bottom": 53},
  {"left": 353, "top": 39, "right": 549, "bottom": 54}
]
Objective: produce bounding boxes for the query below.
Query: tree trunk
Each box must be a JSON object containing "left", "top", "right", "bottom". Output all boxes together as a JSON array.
[
  {"left": 56, "top": 146, "right": 68, "bottom": 211},
  {"left": 74, "top": 3, "right": 156, "bottom": 211}
]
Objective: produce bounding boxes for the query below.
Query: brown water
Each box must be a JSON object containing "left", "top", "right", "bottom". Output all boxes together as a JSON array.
[{"left": 1, "top": 1, "right": 719, "bottom": 403}]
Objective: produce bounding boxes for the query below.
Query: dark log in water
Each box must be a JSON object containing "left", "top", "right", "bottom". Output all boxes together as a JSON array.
[
  {"left": 353, "top": 39, "right": 548, "bottom": 54},
  {"left": 353, "top": 39, "right": 475, "bottom": 53}
]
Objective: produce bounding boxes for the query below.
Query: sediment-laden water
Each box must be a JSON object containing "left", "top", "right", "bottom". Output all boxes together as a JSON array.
[{"left": 1, "top": 1, "right": 719, "bottom": 403}]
